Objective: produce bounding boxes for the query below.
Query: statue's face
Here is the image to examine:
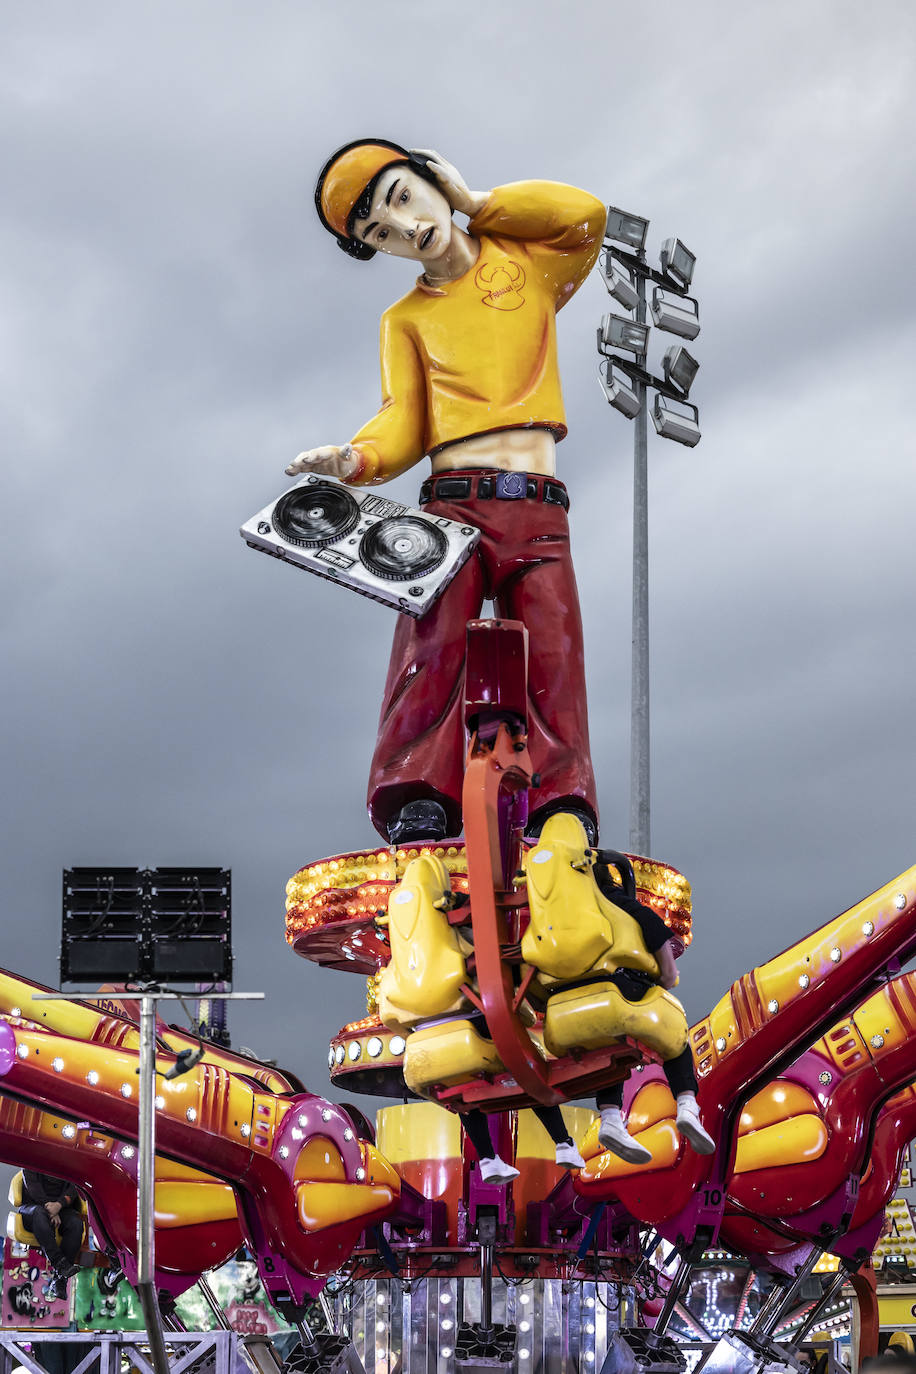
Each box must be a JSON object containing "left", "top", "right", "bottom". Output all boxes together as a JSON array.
[{"left": 352, "top": 166, "right": 453, "bottom": 263}]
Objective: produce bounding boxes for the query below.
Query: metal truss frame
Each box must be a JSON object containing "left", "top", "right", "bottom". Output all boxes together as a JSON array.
[{"left": 0, "top": 1329, "right": 238, "bottom": 1374}]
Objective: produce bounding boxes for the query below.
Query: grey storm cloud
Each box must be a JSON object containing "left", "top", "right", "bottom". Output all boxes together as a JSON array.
[{"left": 1, "top": 0, "right": 915, "bottom": 1190}]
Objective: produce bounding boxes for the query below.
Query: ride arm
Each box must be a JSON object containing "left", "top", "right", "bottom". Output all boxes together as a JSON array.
[
  {"left": 347, "top": 309, "right": 428, "bottom": 485},
  {"left": 574, "top": 863, "right": 916, "bottom": 1233},
  {"left": 468, "top": 181, "right": 607, "bottom": 304},
  {"left": 1, "top": 1095, "right": 241, "bottom": 1296},
  {"left": 0, "top": 1017, "right": 399, "bottom": 1303},
  {"left": 699, "top": 866, "right": 916, "bottom": 1106},
  {"left": 0, "top": 966, "right": 296, "bottom": 1095}
]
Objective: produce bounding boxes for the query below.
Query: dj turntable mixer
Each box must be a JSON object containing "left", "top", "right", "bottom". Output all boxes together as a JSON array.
[{"left": 241, "top": 475, "right": 480, "bottom": 616}]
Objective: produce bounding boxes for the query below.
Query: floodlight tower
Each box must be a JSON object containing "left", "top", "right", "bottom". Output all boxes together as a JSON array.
[{"left": 597, "top": 210, "right": 701, "bottom": 855}]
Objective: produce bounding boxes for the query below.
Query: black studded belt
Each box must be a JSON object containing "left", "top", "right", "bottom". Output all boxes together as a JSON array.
[{"left": 419, "top": 469, "right": 570, "bottom": 512}]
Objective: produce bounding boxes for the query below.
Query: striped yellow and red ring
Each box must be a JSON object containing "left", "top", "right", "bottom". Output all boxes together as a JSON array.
[{"left": 286, "top": 843, "right": 692, "bottom": 964}]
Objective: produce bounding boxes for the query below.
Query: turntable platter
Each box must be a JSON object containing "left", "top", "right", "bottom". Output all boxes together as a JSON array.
[
  {"left": 273, "top": 483, "right": 360, "bottom": 548},
  {"left": 359, "top": 517, "right": 449, "bottom": 582}
]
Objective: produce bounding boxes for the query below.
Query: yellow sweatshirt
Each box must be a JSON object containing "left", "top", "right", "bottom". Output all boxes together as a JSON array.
[{"left": 348, "top": 181, "right": 607, "bottom": 484}]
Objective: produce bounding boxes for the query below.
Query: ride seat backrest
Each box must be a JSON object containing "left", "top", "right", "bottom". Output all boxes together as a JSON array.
[
  {"left": 522, "top": 832, "right": 660, "bottom": 985},
  {"left": 377, "top": 855, "right": 475, "bottom": 1031},
  {"left": 7, "top": 1172, "right": 31, "bottom": 1246}
]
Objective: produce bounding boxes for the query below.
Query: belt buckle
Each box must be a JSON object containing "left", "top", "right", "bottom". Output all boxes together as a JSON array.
[{"left": 494, "top": 471, "right": 527, "bottom": 500}]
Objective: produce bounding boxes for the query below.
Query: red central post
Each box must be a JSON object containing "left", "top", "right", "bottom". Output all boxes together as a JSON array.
[{"left": 461, "top": 619, "right": 560, "bottom": 1105}]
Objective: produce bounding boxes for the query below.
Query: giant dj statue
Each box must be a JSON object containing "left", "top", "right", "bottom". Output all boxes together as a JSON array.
[
  {"left": 282, "top": 139, "right": 715, "bottom": 1166},
  {"left": 288, "top": 140, "right": 604, "bottom": 849}
]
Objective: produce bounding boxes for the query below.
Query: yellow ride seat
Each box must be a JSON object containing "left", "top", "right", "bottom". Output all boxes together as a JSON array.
[
  {"left": 377, "top": 855, "right": 507, "bottom": 1095},
  {"left": 521, "top": 813, "right": 688, "bottom": 1064},
  {"left": 402, "top": 1017, "right": 551, "bottom": 1099},
  {"left": 376, "top": 854, "right": 474, "bottom": 1032},
  {"left": 522, "top": 814, "right": 660, "bottom": 986},
  {"left": 7, "top": 1172, "right": 88, "bottom": 1249}
]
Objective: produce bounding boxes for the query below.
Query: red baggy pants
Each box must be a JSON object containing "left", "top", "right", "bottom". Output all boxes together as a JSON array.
[{"left": 367, "top": 473, "right": 598, "bottom": 840}]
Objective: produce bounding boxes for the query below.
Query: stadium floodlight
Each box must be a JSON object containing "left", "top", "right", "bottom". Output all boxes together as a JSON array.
[
  {"left": 601, "top": 255, "right": 639, "bottom": 310},
  {"left": 662, "top": 345, "right": 700, "bottom": 397},
  {"left": 652, "top": 394, "right": 701, "bottom": 447},
  {"left": 660, "top": 237, "right": 696, "bottom": 287},
  {"left": 595, "top": 222, "right": 703, "bottom": 861},
  {"left": 650, "top": 287, "right": 700, "bottom": 341},
  {"left": 598, "top": 312, "right": 650, "bottom": 355},
  {"left": 598, "top": 360, "right": 641, "bottom": 419},
  {"left": 605, "top": 205, "right": 650, "bottom": 252}
]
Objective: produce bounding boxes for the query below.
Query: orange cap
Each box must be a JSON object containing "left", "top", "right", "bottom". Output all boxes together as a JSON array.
[{"left": 318, "top": 141, "right": 408, "bottom": 240}]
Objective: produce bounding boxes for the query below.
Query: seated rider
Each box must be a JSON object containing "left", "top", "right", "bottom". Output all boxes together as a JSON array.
[
  {"left": 590, "top": 853, "right": 715, "bottom": 1162},
  {"left": 290, "top": 139, "right": 606, "bottom": 848},
  {"left": 18, "top": 1170, "right": 82, "bottom": 1300}
]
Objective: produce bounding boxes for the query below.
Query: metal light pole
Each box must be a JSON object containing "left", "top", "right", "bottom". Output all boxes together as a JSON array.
[
  {"left": 630, "top": 261, "right": 651, "bottom": 855},
  {"left": 137, "top": 995, "right": 171, "bottom": 1374},
  {"left": 597, "top": 215, "right": 702, "bottom": 857},
  {"left": 135, "top": 989, "right": 263, "bottom": 1374}
]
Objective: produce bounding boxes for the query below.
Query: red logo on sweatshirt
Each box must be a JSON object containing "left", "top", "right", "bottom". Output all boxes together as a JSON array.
[{"left": 475, "top": 259, "right": 526, "bottom": 310}]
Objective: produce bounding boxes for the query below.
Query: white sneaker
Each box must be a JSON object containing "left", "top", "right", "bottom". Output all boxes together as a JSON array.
[
  {"left": 479, "top": 1155, "right": 520, "bottom": 1185},
  {"left": 555, "top": 1141, "right": 586, "bottom": 1170},
  {"left": 597, "top": 1108, "right": 652, "bottom": 1165},
  {"left": 676, "top": 1094, "right": 715, "bottom": 1155}
]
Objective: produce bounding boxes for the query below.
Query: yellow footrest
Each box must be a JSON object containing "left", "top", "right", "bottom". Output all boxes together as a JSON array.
[
  {"left": 403, "top": 1019, "right": 505, "bottom": 1097},
  {"left": 543, "top": 980, "right": 688, "bottom": 1061}
]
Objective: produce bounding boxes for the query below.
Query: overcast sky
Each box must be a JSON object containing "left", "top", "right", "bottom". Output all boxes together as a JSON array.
[{"left": 2, "top": 1, "right": 916, "bottom": 1149}]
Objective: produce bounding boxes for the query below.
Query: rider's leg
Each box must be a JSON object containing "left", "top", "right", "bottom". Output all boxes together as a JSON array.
[
  {"left": 665, "top": 1049, "right": 715, "bottom": 1154},
  {"left": 595, "top": 1079, "right": 653, "bottom": 1166},
  {"left": 532, "top": 1105, "right": 585, "bottom": 1170},
  {"left": 460, "top": 1109, "right": 520, "bottom": 1185}
]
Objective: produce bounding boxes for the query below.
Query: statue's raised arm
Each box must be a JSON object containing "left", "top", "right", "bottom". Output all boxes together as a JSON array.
[{"left": 289, "top": 140, "right": 606, "bottom": 488}]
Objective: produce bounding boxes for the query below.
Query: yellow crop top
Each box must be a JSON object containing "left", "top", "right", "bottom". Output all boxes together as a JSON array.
[{"left": 347, "top": 181, "right": 607, "bottom": 484}]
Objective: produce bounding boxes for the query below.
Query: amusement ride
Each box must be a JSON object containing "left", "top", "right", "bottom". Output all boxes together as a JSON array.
[{"left": 2, "top": 140, "right": 914, "bottom": 1374}]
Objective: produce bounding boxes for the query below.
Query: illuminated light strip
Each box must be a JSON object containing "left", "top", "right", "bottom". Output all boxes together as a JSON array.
[{"left": 286, "top": 847, "right": 692, "bottom": 932}]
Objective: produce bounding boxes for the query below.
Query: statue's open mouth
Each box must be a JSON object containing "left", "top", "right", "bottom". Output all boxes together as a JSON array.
[{"left": 419, "top": 226, "right": 435, "bottom": 251}]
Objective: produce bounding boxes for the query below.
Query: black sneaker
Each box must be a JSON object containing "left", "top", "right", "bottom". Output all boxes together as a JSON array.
[
  {"left": 97, "top": 1265, "right": 124, "bottom": 1296},
  {"left": 387, "top": 799, "right": 449, "bottom": 845},
  {"left": 47, "top": 1274, "right": 70, "bottom": 1301}
]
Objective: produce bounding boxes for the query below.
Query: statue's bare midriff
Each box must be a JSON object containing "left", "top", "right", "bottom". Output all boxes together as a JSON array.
[{"left": 430, "top": 426, "right": 556, "bottom": 478}]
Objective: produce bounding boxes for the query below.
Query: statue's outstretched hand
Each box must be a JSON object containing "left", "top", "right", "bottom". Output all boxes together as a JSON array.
[
  {"left": 410, "top": 149, "right": 488, "bottom": 218},
  {"left": 285, "top": 444, "right": 360, "bottom": 481}
]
